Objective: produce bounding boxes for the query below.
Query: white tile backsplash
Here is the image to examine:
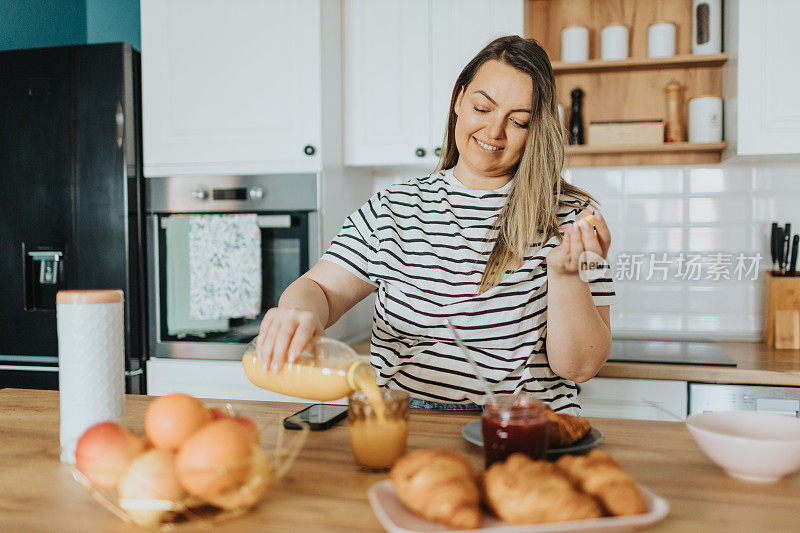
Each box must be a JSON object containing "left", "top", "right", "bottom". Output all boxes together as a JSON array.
[
  {"left": 627, "top": 198, "right": 684, "bottom": 224},
  {"left": 623, "top": 283, "right": 685, "bottom": 313},
  {"left": 688, "top": 196, "right": 749, "bottom": 224},
  {"left": 687, "top": 225, "right": 753, "bottom": 252},
  {"left": 752, "top": 164, "right": 800, "bottom": 192},
  {"left": 366, "top": 158, "right": 800, "bottom": 340},
  {"left": 623, "top": 226, "right": 684, "bottom": 252},
  {"left": 687, "top": 167, "right": 750, "bottom": 194},
  {"left": 570, "top": 159, "right": 800, "bottom": 339},
  {"left": 624, "top": 168, "right": 684, "bottom": 195}
]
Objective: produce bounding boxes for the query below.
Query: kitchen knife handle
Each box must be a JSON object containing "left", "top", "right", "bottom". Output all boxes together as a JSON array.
[
  {"left": 771, "top": 222, "right": 778, "bottom": 268},
  {"left": 776, "top": 227, "right": 785, "bottom": 275},
  {"left": 784, "top": 224, "right": 792, "bottom": 274},
  {"left": 791, "top": 235, "right": 799, "bottom": 276}
]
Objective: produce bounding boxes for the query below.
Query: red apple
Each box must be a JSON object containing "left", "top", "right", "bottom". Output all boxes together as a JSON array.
[
  {"left": 75, "top": 421, "right": 145, "bottom": 489},
  {"left": 209, "top": 408, "right": 258, "bottom": 444},
  {"left": 210, "top": 407, "right": 231, "bottom": 420},
  {"left": 233, "top": 416, "right": 260, "bottom": 445}
]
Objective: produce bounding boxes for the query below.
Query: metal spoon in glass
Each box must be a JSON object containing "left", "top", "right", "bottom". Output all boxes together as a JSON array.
[{"left": 443, "top": 319, "right": 496, "bottom": 403}]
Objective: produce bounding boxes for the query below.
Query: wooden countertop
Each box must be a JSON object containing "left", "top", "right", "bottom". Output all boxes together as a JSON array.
[
  {"left": 351, "top": 339, "right": 800, "bottom": 386},
  {"left": 598, "top": 341, "right": 800, "bottom": 386},
  {"left": 2, "top": 388, "right": 799, "bottom": 532}
]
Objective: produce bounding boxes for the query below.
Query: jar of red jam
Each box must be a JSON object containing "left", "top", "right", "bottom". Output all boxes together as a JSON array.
[{"left": 481, "top": 394, "right": 549, "bottom": 467}]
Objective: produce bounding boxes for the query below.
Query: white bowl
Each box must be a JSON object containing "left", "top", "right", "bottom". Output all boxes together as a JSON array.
[{"left": 686, "top": 411, "right": 800, "bottom": 483}]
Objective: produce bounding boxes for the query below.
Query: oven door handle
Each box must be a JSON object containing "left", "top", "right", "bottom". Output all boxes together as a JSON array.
[
  {"left": 159, "top": 215, "right": 292, "bottom": 230},
  {"left": 256, "top": 215, "right": 292, "bottom": 228},
  {"left": 0, "top": 364, "right": 58, "bottom": 372}
]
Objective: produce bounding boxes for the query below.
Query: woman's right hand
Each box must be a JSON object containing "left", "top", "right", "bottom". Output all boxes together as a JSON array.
[{"left": 255, "top": 307, "right": 324, "bottom": 373}]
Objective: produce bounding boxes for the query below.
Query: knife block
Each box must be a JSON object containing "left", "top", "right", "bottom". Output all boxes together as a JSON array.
[{"left": 764, "top": 273, "right": 800, "bottom": 348}]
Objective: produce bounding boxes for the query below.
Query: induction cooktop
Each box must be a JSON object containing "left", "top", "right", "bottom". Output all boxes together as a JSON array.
[{"left": 607, "top": 340, "right": 737, "bottom": 366}]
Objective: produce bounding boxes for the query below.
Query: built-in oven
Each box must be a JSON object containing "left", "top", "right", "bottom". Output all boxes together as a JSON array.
[{"left": 146, "top": 174, "right": 318, "bottom": 360}]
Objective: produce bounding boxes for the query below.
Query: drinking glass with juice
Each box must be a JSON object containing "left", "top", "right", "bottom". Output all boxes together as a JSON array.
[
  {"left": 348, "top": 389, "right": 410, "bottom": 471},
  {"left": 481, "top": 394, "right": 549, "bottom": 468}
]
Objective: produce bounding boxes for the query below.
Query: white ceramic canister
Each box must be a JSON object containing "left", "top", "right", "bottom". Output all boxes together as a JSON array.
[
  {"left": 561, "top": 26, "right": 589, "bottom": 63},
  {"left": 601, "top": 24, "right": 629, "bottom": 61},
  {"left": 57, "top": 289, "right": 125, "bottom": 463},
  {"left": 692, "top": 0, "right": 722, "bottom": 55},
  {"left": 688, "top": 96, "right": 723, "bottom": 143},
  {"left": 648, "top": 22, "right": 676, "bottom": 58}
]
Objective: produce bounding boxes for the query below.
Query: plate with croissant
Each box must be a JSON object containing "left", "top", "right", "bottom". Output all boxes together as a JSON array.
[
  {"left": 462, "top": 408, "right": 601, "bottom": 458},
  {"left": 369, "top": 449, "right": 669, "bottom": 532}
]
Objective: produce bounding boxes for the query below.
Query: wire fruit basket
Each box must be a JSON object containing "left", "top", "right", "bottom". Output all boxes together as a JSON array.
[{"left": 67, "top": 403, "right": 308, "bottom": 529}]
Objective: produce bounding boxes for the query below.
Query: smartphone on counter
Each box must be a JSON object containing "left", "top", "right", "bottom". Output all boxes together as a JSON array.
[{"left": 283, "top": 403, "right": 348, "bottom": 430}]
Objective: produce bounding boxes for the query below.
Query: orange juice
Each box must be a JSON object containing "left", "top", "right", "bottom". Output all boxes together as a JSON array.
[
  {"left": 242, "top": 336, "right": 405, "bottom": 468},
  {"left": 242, "top": 337, "right": 375, "bottom": 402},
  {"left": 242, "top": 354, "right": 367, "bottom": 401},
  {"left": 348, "top": 389, "right": 410, "bottom": 470},
  {"left": 348, "top": 418, "right": 409, "bottom": 469},
  {"left": 354, "top": 370, "right": 386, "bottom": 422}
]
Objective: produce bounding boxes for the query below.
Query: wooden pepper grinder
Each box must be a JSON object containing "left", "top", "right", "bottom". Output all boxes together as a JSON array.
[
  {"left": 569, "top": 87, "right": 585, "bottom": 145},
  {"left": 664, "top": 81, "right": 685, "bottom": 142}
]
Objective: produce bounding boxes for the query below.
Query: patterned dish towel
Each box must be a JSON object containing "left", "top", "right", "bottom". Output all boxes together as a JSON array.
[
  {"left": 166, "top": 216, "right": 229, "bottom": 336},
  {"left": 189, "top": 214, "right": 262, "bottom": 320}
]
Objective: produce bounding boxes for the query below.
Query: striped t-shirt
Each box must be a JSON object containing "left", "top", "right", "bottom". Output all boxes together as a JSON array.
[{"left": 322, "top": 168, "right": 616, "bottom": 414}]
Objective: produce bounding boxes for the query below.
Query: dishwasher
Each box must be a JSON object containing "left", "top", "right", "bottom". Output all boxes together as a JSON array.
[{"left": 689, "top": 383, "right": 800, "bottom": 417}]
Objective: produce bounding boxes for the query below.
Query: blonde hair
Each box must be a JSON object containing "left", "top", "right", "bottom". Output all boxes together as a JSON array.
[{"left": 436, "top": 36, "right": 594, "bottom": 293}]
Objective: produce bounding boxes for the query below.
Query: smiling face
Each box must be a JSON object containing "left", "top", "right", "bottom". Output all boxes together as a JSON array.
[{"left": 452, "top": 60, "right": 533, "bottom": 189}]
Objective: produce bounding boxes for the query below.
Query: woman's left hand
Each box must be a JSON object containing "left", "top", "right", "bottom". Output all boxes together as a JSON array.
[{"left": 546, "top": 209, "right": 611, "bottom": 279}]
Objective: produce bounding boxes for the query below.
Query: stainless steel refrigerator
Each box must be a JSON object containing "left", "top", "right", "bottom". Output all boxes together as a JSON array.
[{"left": 0, "top": 43, "right": 146, "bottom": 393}]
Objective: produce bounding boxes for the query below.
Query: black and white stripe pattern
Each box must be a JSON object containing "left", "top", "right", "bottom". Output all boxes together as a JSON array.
[{"left": 322, "top": 169, "right": 616, "bottom": 414}]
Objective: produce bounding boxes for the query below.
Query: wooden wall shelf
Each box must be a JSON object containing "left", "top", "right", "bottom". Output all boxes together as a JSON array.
[
  {"left": 552, "top": 53, "right": 729, "bottom": 74},
  {"left": 526, "top": 0, "right": 726, "bottom": 167},
  {"left": 568, "top": 142, "right": 727, "bottom": 155},
  {"left": 565, "top": 142, "right": 728, "bottom": 167}
]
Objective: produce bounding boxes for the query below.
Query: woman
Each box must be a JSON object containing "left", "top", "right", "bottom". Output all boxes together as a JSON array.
[{"left": 255, "top": 36, "right": 614, "bottom": 414}]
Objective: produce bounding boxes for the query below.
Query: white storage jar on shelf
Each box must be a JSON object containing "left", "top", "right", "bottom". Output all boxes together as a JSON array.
[
  {"left": 342, "top": 0, "right": 524, "bottom": 167},
  {"left": 140, "top": 0, "right": 322, "bottom": 176}
]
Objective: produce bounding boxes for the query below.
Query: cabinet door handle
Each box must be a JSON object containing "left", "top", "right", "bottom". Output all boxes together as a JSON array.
[
  {"left": 115, "top": 102, "right": 124, "bottom": 148},
  {"left": 304, "top": 145, "right": 316, "bottom": 156},
  {"left": 415, "top": 147, "right": 426, "bottom": 158}
]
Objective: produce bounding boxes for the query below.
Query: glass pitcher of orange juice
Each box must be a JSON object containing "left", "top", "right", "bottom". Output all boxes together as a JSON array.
[{"left": 242, "top": 336, "right": 374, "bottom": 401}]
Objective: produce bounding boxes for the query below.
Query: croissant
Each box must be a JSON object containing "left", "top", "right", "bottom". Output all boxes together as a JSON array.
[
  {"left": 483, "top": 453, "right": 604, "bottom": 524},
  {"left": 389, "top": 450, "right": 481, "bottom": 529},
  {"left": 546, "top": 407, "right": 592, "bottom": 448},
  {"left": 556, "top": 450, "right": 647, "bottom": 516}
]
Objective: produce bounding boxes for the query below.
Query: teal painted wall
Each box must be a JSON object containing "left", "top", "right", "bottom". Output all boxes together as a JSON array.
[
  {"left": 86, "top": 0, "right": 140, "bottom": 51},
  {"left": 0, "top": 0, "right": 140, "bottom": 52},
  {"left": 0, "top": 0, "right": 87, "bottom": 51}
]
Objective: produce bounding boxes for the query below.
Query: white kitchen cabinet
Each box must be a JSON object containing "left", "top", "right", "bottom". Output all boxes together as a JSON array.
[
  {"left": 141, "top": 0, "right": 322, "bottom": 176},
  {"left": 578, "top": 377, "right": 687, "bottom": 421},
  {"left": 343, "top": 0, "right": 430, "bottom": 167},
  {"left": 429, "top": 0, "right": 527, "bottom": 153},
  {"left": 343, "top": 0, "right": 524, "bottom": 166},
  {"left": 723, "top": 0, "right": 800, "bottom": 156},
  {"left": 146, "top": 357, "right": 347, "bottom": 404}
]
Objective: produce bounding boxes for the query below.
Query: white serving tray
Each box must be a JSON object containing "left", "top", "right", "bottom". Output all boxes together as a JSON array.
[{"left": 368, "top": 479, "right": 669, "bottom": 533}]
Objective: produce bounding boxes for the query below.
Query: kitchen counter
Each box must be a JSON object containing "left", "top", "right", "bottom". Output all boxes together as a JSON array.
[
  {"left": 1, "top": 388, "right": 799, "bottom": 532},
  {"left": 351, "top": 339, "right": 800, "bottom": 386},
  {"left": 599, "top": 341, "right": 800, "bottom": 386}
]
